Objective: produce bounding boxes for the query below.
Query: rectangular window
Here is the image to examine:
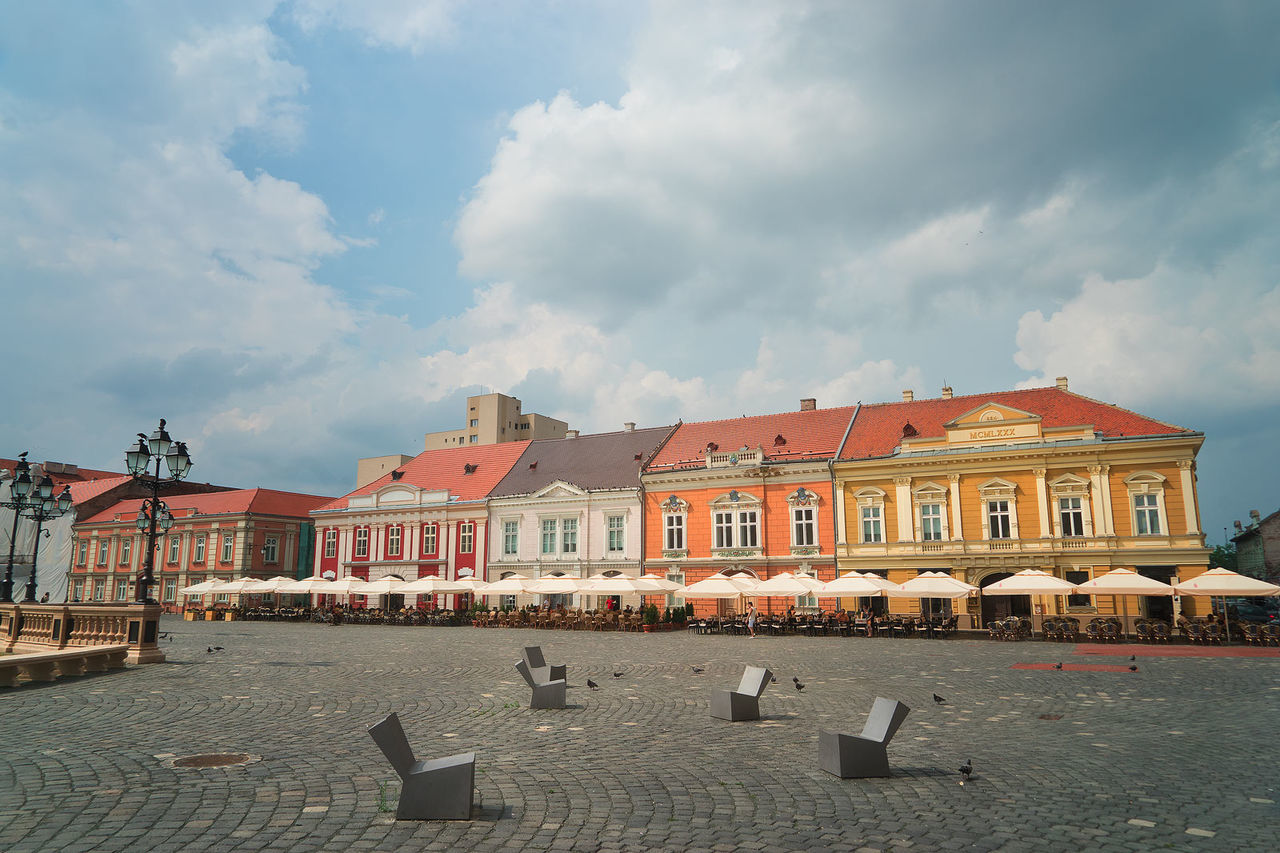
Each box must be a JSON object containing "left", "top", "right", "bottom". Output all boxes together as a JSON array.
[
  {"left": 72, "top": 579, "right": 84, "bottom": 601},
  {"left": 459, "top": 523, "right": 474, "bottom": 554},
  {"left": 987, "top": 500, "right": 1012, "bottom": 539},
  {"left": 714, "top": 511, "right": 734, "bottom": 548},
  {"left": 561, "top": 518, "right": 578, "bottom": 554},
  {"left": 665, "top": 515, "right": 684, "bottom": 551},
  {"left": 163, "top": 579, "right": 176, "bottom": 602},
  {"left": 1059, "top": 497, "right": 1085, "bottom": 537},
  {"left": 793, "top": 506, "right": 816, "bottom": 547},
  {"left": 388, "top": 526, "right": 402, "bottom": 557},
  {"left": 92, "top": 579, "right": 105, "bottom": 601},
  {"left": 78, "top": 540, "right": 88, "bottom": 565},
  {"left": 861, "top": 506, "right": 883, "bottom": 543},
  {"left": 503, "top": 520, "right": 519, "bottom": 555},
  {"left": 468, "top": 435, "right": 478, "bottom": 444},
  {"left": 324, "top": 529, "right": 337, "bottom": 558},
  {"left": 263, "top": 536, "right": 279, "bottom": 563},
  {"left": 115, "top": 580, "right": 128, "bottom": 601},
  {"left": 193, "top": 535, "right": 206, "bottom": 563},
  {"left": 541, "top": 519, "right": 557, "bottom": 554},
  {"left": 1065, "top": 570, "right": 1092, "bottom": 608},
  {"left": 422, "top": 524, "right": 437, "bottom": 555},
  {"left": 920, "top": 504, "right": 943, "bottom": 541},
  {"left": 607, "top": 515, "right": 625, "bottom": 552},
  {"left": 1134, "top": 494, "right": 1161, "bottom": 535},
  {"left": 470, "top": 419, "right": 479, "bottom": 428},
  {"left": 120, "top": 539, "right": 132, "bottom": 565},
  {"left": 168, "top": 536, "right": 180, "bottom": 563},
  {"left": 215, "top": 592, "right": 229, "bottom": 604},
  {"left": 97, "top": 540, "right": 109, "bottom": 565},
  {"left": 737, "top": 510, "right": 758, "bottom": 548},
  {"left": 355, "top": 527, "right": 369, "bottom": 558},
  {"left": 221, "top": 534, "right": 234, "bottom": 562}
]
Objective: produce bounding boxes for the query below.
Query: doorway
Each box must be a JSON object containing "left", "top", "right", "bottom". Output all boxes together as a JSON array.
[{"left": 979, "top": 572, "right": 1030, "bottom": 625}]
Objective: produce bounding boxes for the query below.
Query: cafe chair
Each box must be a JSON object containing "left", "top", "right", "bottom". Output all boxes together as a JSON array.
[
  {"left": 367, "top": 712, "right": 475, "bottom": 820},
  {"left": 818, "top": 697, "right": 912, "bottom": 778}
]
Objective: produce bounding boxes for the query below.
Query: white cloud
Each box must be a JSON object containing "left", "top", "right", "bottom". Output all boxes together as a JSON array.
[{"left": 291, "top": 0, "right": 457, "bottom": 53}]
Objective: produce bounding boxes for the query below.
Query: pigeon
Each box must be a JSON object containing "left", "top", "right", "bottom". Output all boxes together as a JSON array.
[
  {"left": 690, "top": 666, "right": 704, "bottom": 674},
  {"left": 933, "top": 693, "right": 946, "bottom": 705},
  {"left": 613, "top": 671, "right": 623, "bottom": 678},
  {"left": 1129, "top": 664, "right": 1138, "bottom": 672},
  {"left": 1052, "top": 662, "right": 1063, "bottom": 670},
  {"left": 792, "top": 675, "right": 800, "bottom": 683},
  {"left": 586, "top": 678, "right": 599, "bottom": 690},
  {"left": 1129, "top": 655, "right": 1136, "bottom": 662},
  {"left": 213, "top": 646, "right": 224, "bottom": 651},
  {"left": 207, "top": 646, "right": 214, "bottom": 653},
  {"left": 770, "top": 675, "right": 777, "bottom": 683},
  {"left": 794, "top": 680, "right": 805, "bottom": 692},
  {"left": 959, "top": 759, "right": 973, "bottom": 785}
]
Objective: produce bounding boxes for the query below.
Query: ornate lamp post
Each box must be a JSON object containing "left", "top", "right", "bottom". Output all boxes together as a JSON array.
[
  {"left": 125, "top": 420, "right": 192, "bottom": 604},
  {"left": 2, "top": 453, "right": 34, "bottom": 602},
  {"left": 22, "top": 476, "right": 73, "bottom": 602}
]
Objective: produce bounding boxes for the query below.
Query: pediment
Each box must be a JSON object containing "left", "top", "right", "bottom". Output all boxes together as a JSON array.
[
  {"left": 530, "top": 480, "right": 587, "bottom": 500},
  {"left": 377, "top": 487, "right": 418, "bottom": 504},
  {"left": 946, "top": 402, "right": 1041, "bottom": 428}
]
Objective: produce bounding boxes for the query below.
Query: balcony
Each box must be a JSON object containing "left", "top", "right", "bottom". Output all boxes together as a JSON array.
[{"left": 837, "top": 532, "right": 1205, "bottom": 560}]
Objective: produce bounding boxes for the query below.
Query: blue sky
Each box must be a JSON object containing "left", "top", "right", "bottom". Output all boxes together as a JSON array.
[{"left": 2, "top": 1, "right": 1278, "bottom": 543}]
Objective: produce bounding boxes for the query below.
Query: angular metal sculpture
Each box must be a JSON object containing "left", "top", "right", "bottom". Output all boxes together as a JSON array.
[
  {"left": 367, "top": 712, "right": 475, "bottom": 820},
  {"left": 818, "top": 696, "right": 912, "bottom": 778},
  {"left": 515, "top": 658, "right": 567, "bottom": 709},
  {"left": 522, "top": 645, "right": 567, "bottom": 683},
  {"left": 710, "top": 665, "right": 773, "bottom": 721}
]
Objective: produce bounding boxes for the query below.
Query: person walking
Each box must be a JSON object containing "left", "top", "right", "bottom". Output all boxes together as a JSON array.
[{"left": 747, "top": 600, "right": 758, "bottom": 638}]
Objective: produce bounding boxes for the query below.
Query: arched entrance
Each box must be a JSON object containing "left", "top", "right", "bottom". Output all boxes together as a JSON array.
[
  {"left": 716, "top": 566, "right": 759, "bottom": 616},
  {"left": 979, "top": 572, "right": 1031, "bottom": 625}
]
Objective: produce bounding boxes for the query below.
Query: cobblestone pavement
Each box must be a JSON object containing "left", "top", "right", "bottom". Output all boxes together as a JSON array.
[{"left": 3, "top": 621, "right": 1277, "bottom": 852}]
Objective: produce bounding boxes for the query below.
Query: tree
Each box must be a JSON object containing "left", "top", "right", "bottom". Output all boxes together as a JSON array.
[{"left": 1209, "top": 543, "right": 1237, "bottom": 572}]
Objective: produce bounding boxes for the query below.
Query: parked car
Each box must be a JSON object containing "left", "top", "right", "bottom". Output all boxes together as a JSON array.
[{"left": 1219, "top": 600, "right": 1277, "bottom": 623}]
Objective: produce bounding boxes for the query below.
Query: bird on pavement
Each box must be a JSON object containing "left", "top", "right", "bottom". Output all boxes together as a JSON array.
[
  {"left": 770, "top": 675, "right": 777, "bottom": 683},
  {"left": 1129, "top": 654, "right": 1136, "bottom": 662},
  {"left": 207, "top": 646, "right": 224, "bottom": 653},
  {"left": 794, "top": 680, "right": 805, "bottom": 692},
  {"left": 1052, "top": 662, "right": 1063, "bottom": 670},
  {"left": 959, "top": 759, "right": 973, "bottom": 785},
  {"left": 587, "top": 678, "right": 599, "bottom": 690},
  {"left": 613, "top": 671, "right": 623, "bottom": 678},
  {"left": 1129, "top": 664, "right": 1138, "bottom": 672},
  {"left": 690, "top": 666, "right": 704, "bottom": 674},
  {"left": 933, "top": 693, "right": 946, "bottom": 704}
]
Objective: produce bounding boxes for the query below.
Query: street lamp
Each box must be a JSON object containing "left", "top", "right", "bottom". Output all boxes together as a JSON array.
[
  {"left": 125, "top": 419, "right": 192, "bottom": 604},
  {"left": 22, "top": 476, "right": 73, "bottom": 602},
  {"left": 2, "top": 453, "right": 34, "bottom": 602}
]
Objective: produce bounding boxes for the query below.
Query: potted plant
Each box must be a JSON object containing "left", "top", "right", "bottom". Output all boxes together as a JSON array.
[{"left": 642, "top": 604, "right": 660, "bottom": 631}]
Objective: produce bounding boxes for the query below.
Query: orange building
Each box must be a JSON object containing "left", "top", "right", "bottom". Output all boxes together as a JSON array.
[
  {"left": 641, "top": 400, "right": 858, "bottom": 616},
  {"left": 832, "top": 380, "right": 1211, "bottom": 629},
  {"left": 72, "top": 489, "right": 332, "bottom": 610}
]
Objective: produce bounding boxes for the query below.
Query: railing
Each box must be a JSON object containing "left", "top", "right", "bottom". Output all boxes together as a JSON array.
[
  {"left": 0, "top": 603, "right": 165, "bottom": 664},
  {"left": 839, "top": 533, "right": 1204, "bottom": 559},
  {"left": 706, "top": 449, "right": 761, "bottom": 468}
]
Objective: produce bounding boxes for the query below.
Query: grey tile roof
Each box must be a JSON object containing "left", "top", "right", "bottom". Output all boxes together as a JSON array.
[{"left": 490, "top": 426, "right": 676, "bottom": 497}]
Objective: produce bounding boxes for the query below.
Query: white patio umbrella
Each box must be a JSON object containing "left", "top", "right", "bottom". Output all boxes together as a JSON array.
[
  {"left": 885, "top": 571, "right": 976, "bottom": 619},
  {"left": 1174, "top": 568, "right": 1280, "bottom": 644},
  {"left": 638, "top": 574, "right": 686, "bottom": 593},
  {"left": 397, "top": 576, "right": 473, "bottom": 595},
  {"left": 325, "top": 577, "right": 373, "bottom": 596},
  {"left": 747, "top": 572, "right": 826, "bottom": 597},
  {"left": 213, "top": 577, "right": 263, "bottom": 594},
  {"left": 179, "top": 579, "right": 226, "bottom": 594},
  {"left": 524, "top": 575, "right": 590, "bottom": 595},
  {"left": 1074, "top": 568, "right": 1175, "bottom": 639},
  {"left": 980, "top": 569, "right": 1078, "bottom": 633},
  {"left": 277, "top": 575, "right": 337, "bottom": 593},
  {"left": 683, "top": 572, "right": 759, "bottom": 598},
  {"left": 582, "top": 574, "right": 665, "bottom": 595},
  {"left": 241, "top": 576, "right": 295, "bottom": 593},
  {"left": 351, "top": 577, "right": 408, "bottom": 596},
  {"left": 822, "top": 572, "right": 891, "bottom": 597},
  {"left": 479, "top": 574, "right": 532, "bottom": 596}
]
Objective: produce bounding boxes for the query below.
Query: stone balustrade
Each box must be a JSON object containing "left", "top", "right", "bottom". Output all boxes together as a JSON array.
[{"left": 0, "top": 603, "right": 165, "bottom": 664}]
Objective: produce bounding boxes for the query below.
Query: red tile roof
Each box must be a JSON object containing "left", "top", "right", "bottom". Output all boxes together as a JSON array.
[
  {"left": 82, "top": 488, "right": 335, "bottom": 525},
  {"left": 316, "top": 441, "right": 533, "bottom": 512},
  {"left": 67, "top": 475, "right": 134, "bottom": 505},
  {"left": 645, "top": 407, "right": 859, "bottom": 471},
  {"left": 2, "top": 459, "right": 131, "bottom": 504},
  {"left": 839, "top": 386, "right": 1194, "bottom": 460}
]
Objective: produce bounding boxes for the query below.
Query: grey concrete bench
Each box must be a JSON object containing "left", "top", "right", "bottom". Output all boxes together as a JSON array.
[
  {"left": 818, "top": 696, "right": 912, "bottom": 778},
  {"left": 710, "top": 665, "right": 772, "bottom": 722},
  {"left": 0, "top": 644, "right": 129, "bottom": 688},
  {"left": 368, "top": 712, "right": 475, "bottom": 820},
  {"left": 515, "top": 658, "right": 567, "bottom": 709},
  {"left": 522, "top": 646, "right": 566, "bottom": 683}
]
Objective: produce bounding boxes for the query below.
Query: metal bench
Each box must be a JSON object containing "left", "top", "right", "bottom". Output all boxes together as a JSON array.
[
  {"left": 710, "top": 665, "right": 772, "bottom": 722},
  {"left": 514, "top": 659, "right": 567, "bottom": 709},
  {"left": 818, "top": 697, "right": 911, "bottom": 778},
  {"left": 367, "top": 712, "right": 475, "bottom": 820},
  {"left": 521, "top": 646, "right": 566, "bottom": 683}
]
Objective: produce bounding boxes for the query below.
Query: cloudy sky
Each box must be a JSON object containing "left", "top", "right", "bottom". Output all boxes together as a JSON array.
[{"left": 3, "top": 1, "right": 1278, "bottom": 541}]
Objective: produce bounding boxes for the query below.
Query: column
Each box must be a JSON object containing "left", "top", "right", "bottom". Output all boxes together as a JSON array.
[
  {"left": 1098, "top": 465, "right": 1115, "bottom": 535},
  {"left": 1088, "top": 465, "right": 1114, "bottom": 536},
  {"left": 1033, "top": 468, "right": 1050, "bottom": 538},
  {"left": 894, "top": 477, "right": 913, "bottom": 542},
  {"left": 832, "top": 483, "right": 848, "bottom": 546},
  {"left": 948, "top": 474, "right": 964, "bottom": 541},
  {"left": 1177, "top": 460, "right": 1200, "bottom": 535}
]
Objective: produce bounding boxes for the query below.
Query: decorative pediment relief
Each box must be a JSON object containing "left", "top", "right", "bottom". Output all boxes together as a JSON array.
[
  {"left": 1048, "top": 473, "right": 1090, "bottom": 494},
  {"left": 710, "top": 489, "right": 761, "bottom": 506},
  {"left": 531, "top": 480, "right": 587, "bottom": 500},
  {"left": 947, "top": 402, "right": 1041, "bottom": 428}
]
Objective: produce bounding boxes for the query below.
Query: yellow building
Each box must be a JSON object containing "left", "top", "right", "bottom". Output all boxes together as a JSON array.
[{"left": 832, "top": 380, "right": 1210, "bottom": 630}]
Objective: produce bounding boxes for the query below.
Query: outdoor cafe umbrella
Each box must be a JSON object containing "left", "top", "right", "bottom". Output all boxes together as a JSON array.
[
  {"left": 241, "top": 576, "right": 295, "bottom": 593},
  {"left": 821, "top": 571, "right": 893, "bottom": 597},
  {"left": 276, "top": 575, "right": 337, "bottom": 607},
  {"left": 638, "top": 574, "right": 686, "bottom": 593},
  {"left": 582, "top": 573, "right": 666, "bottom": 595},
  {"left": 747, "top": 572, "right": 826, "bottom": 597},
  {"left": 1074, "top": 568, "right": 1174, "bottom": 639},
  {"left": 1174, "top": 568, "right": 1280, "bottom": 644},
  {"left": 524, "top": 575, "right": 590, "bottom": 595},
  {"left": 683, "top": 572, "right": 759, "bottom": 598},
  {"left": 397, "top": 576, "right": 473, "bottom": 595},
  {"left": 349, "top": 577, "right": 408, "bottom": 608},
  {"left": 178, "top": 579, "right": 226, "bottom": 595},
  {"left": 980, "top": 569, "right": 1077, "bottom": 627},
  {"left": 885, "top": 571, "right": 977, "bottom": 618},
  {"left": 479, "top": 574, "right": 532, "bottom": 596}
]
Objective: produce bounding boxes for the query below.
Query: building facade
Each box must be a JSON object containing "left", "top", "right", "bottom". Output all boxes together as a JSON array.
[
  {"left": 423, "top": 392, "right": 569, "bottom": 450},
  {"left": 832, "top": 380, "right": 1211, "bottom": 628},
  {"left": 642, "top": 401, "right": 857, "bottom": 615},
  {"left": 311, "top": 442, "right": 530, "bottom": 604},
  {"left": 486, "top": 426, "right": 674, "bottom": 609},
  {"left": 71, "top": 489, "right": 331, "bottom": 610},
  {"left": 1232, "top": 508, "right": 1280, "bottom": 581}
]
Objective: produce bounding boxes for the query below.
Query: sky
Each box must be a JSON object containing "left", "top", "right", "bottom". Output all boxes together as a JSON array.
[{"left": 2, "top": 1, "right": 1278, "bottom": 543}]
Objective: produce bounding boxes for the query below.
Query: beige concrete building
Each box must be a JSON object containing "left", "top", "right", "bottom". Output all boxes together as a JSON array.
[
  {"left": 355, "top": 454, "right": 413, "bottom": 490},
  {"left": 424, "top": 393, "right": 569, "bottom": 450}
]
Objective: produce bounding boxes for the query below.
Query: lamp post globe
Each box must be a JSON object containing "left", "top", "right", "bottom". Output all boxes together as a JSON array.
[{"left": 126, "top": 420, "right": 192, "bottom": 605}]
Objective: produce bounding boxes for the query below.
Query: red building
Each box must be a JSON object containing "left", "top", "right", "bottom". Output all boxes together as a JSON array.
[
  {"left": 311, "top": 442, "right": 530, "bottom": 604},
  {"left": 72, "top": 489, "right": 332, "bottom": 610}
]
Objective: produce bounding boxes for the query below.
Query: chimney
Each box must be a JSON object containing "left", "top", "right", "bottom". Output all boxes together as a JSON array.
[
  {"left": 902, "top": 390, "right": 914, "bottom": 402},
  {"left": 565, "top": 430, "right": 579, "bottom": 439},
  {"left": 1250, "top": 509, "right": 1261, "bottom": 522},
  {"left": 941, "top": 386, "right": 953, "bottom": 399},
  {"left": 1056, "top": 376, "right": 1068, "bottom": 391},
  {"left": 623, "top": 422, "right": 635, "bottom": 432},
  {"left": 799, "top": 398, "right": 816, "bottom": 411}
]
